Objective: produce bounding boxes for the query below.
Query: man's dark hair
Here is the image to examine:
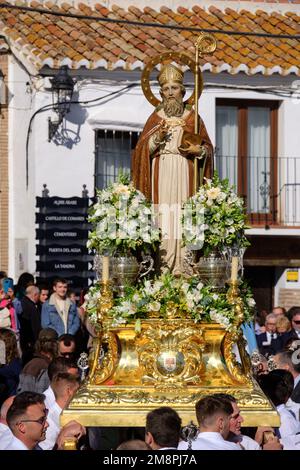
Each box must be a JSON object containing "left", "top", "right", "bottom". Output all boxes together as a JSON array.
[
  {"left": 146, "top": 406, "right": 182, "bottom": 448},
  {"left": 6, "top": 392, "right": 45, "bottom": 428},
  {"left": 195, "top": 396, "right": 233, "bottom": 426},
  {"left": 48, "top": 356, "right": 78, "bottom": 381},
  {"left": 117, "top": 439, "right": 151, "bottom": 450},
  {"left": 276, "top": 350, "right": 300, "bottom": 374},
  {"left": 287, "top": 306, "right": 300, "bottom": 321},
  {"left": 258, "top": 369, "right": 294, "bottom": 406},
  {"left": 58, "top": 334, "right": 76, "bottom": 348},
  {"left": 211, "top": 393, "right": 236, "bottom": 404}
]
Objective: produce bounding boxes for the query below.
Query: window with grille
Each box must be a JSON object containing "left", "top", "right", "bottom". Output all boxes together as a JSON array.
[{"left": 95, "top": 129, "right": 139, "bottom": 190}]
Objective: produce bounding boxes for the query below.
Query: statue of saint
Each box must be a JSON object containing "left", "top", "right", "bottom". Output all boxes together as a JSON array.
[{"left": 132, "top": 63, "right": 213, "bottom": 274}]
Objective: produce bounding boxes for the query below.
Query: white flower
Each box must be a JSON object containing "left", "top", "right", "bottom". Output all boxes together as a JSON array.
[
  {"left": 207, "top": 187, "right": 221, "bottom": 200},
  {"left": 247, "top": 298, "right": 256, "bottom": 307},
  {"left": 149, "top": 301, "right": 161, "bottom": 312},
  {"left": 113, "top": 184, "right": 131, "bottom": 196}
]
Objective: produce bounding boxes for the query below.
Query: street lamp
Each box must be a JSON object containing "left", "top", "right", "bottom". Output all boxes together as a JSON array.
[{"left": 48, "top": 66, "right": 75, "bottom": 142}]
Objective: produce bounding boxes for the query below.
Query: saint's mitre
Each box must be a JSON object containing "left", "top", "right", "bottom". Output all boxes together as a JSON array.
[{"left": 157, "top": 64, "right": 183, "bottom": 86}]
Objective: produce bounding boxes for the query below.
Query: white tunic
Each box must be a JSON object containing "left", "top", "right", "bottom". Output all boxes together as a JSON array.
[{"left": 150, "top": 110, "right": 190, "bottom": 275}]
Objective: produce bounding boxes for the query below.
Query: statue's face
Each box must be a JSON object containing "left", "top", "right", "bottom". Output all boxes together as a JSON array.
[{"left": 160, "top": 81, "right": 182, "bottom": 102}]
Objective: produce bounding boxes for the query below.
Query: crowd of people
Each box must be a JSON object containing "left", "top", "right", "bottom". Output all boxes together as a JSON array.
[{"left": 0, "top": 271, "right": 300, "bottom": 450}]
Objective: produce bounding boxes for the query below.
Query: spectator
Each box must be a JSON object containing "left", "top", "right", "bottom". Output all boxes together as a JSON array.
[
  {"left": 58, "top": 334, "right": 76, "bottom": 360},
  {"left": 0, "top": 329, "right": 22, "bottom": 401},
  {"left": 20, "top": 285, "right": 41, "bottom": 364},
  {"left": 38, "top": 286, "right": 49, "bottom": 306},
  {"left": 17, "top": 328, "right": 58, "bottom": 394},
  {"left": 14, "top": 273, "right": 35, "bottom": 301},
  {"left": 178, "top": 396, "right": 239, "bottom": 450},
  {"left": 272, "top": 307, "right": 286, "bottom": 317},
  {"left": 0, "top": 280, "right": 18, "bottom": 333},
  {"left": 276, "top": 316, "right": 292, "bottom": 335},
  {"left": 282, "top": 309, "right": 300, "bottom": 347},
  {"left": 145, "top": 407, "right": 182, "bottom": 450},
  {"left": 258, "top": 370, "right": 300, "bottom": 438},
  {"left": 41, "top": 278, "right": 80, "bottom": 336},
  {"left": 256, "top": 313, "right": 283, "bottom": 358}
]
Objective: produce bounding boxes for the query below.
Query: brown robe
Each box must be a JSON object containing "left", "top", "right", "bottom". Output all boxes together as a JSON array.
[{"left": 132, "top": 108, "right": 213, "bottom": 202}]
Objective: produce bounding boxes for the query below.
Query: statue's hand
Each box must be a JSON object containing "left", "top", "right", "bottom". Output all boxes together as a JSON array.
[
  {"left": 157, "top": 120, "right": 169, "bottom": 141},
  {"left": 179, "top": 142, "right": 206, "bottom": 157}
]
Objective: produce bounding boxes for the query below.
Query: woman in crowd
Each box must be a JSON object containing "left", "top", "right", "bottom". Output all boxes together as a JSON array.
[{"left": 0, "top": 328, "right": 22, "bottom": 404}]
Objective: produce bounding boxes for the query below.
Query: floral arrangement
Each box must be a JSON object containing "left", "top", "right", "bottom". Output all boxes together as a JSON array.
[
  {"left": 85, "top": 273, "right": 255, "bottom": 331},
  {"left": 87, "top": 174, "right": 160, "bottom": 255},
  {"left": 182, "top": 173, "right": 249, "bottom": 255}
]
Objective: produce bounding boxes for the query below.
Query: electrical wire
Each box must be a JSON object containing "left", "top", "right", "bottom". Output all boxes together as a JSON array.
[
  {"left": 25, "top": 83, "right": 136, "bottom": 188},
  {"left": 0, "top": 2, "right": 299, "bottom": 40}
]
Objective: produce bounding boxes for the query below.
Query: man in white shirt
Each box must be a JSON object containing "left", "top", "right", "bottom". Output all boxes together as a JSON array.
[
  {"left": 145, "top": 406, "right": 182, "bottom": 450},
  {"left": 273, "top": 350, "right": 300, "bottom": 419},
  {"left": 2, "top": 391, "right": 85, "bottom": 450},
  {"left": 43, "top": 356, "right": 79, "bottom": 408},
  {"left": 2, "top": 391, "right": 49, "bottom": 450},
  {"left": 0, "top": 395, "right": 15, "bottom": 449},
  {"left": 178, "top": 396, "right": 240, "bottom": 450},
  {"left": 40, "top": 372, "right": 80, "bottom": 450},
  {"left": 258, "top": 369, "right": 300, "bottom": 440}
]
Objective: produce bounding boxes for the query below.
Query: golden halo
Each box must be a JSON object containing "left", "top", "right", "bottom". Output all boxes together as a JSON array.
[{"left": 141, "top": 51, "right": 203, "bottom": 107}]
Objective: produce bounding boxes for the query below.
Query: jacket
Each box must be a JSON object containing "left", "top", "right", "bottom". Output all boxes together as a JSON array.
[{"left": 41, "top": 294, "right": 80, "bottom": 336}]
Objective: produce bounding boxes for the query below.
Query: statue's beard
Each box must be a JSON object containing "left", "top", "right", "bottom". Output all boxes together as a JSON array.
[{"left": 162, "top": 97, "right": 184, "bottom": 117}]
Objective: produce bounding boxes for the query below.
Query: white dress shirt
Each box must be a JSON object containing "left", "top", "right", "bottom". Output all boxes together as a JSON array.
[
  {"left": 2, "top": 435, "right": 29, "bottom": 450},
  {"left": 277, "top": 404, "right": 300, "bottom": 438},
  {"left": 265, "top": 331, "right": 277, "bottom": 343},
  {"left": 0, "top": 423, "right": 13, "bottom": 450},
  {"left": 177, "top": 432, "right": 241, "bottom": 450},
  {"left": 240, "top": 435, "right": 261, "bottom": 450},
  {"left": 39, "top": 401, "right": 62, "bottom": 450},
  {"left": 43, "top": 385, "right": 55, "bottom": 408},
  {"left": 280, "top": 433, "right": 300, "bottom": 450}
]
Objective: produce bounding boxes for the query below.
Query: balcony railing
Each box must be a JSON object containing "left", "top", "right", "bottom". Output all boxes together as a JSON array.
[{"left": 215, "top": 155, "right": 300, "bottom": 227}]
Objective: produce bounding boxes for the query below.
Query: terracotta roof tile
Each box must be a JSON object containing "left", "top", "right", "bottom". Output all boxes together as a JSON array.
[{"left": 0, "top": 2, "right": 298, "bottom": 75}]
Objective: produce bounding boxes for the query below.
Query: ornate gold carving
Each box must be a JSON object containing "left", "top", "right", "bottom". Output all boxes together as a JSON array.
[
  {"left": 97, "top": 281, "right": 114, "bottom": 320},
  {"left": 89, "top": 331, "right": 119, "bottom": 385},
  {"left": 70, "top": 383, "right": 269, "bottom": 409},
  {"left": 158, "top": 63, "right": 184, "bottom": 86},
  {"left": 195, "top": 33, "right": 217, "bottom": 56},
  {"left": 222, "top": 331, "right": 251, "bottom": 385},
  {"left": 136, "top": 320, "right": 205, "bottom": 387},
  {"left": 222, "top": 280, "right": 252, "bottom": 384},
  {"left": 89, "top": 281, "right": 117, "bottom": 385}
]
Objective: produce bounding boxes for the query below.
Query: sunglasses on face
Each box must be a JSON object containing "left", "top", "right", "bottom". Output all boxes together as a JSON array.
[
  {"left": 293, "top": 320, "right": 300, "bottom": 325},
  {"left": 18, "top": 408, "right": 48, "bottom": 426}
]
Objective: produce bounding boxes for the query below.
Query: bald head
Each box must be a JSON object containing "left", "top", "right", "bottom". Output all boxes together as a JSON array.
[
  {"left": 0, "top": 395, "right": 15, "bottom": 424},
  {"left": 25, "top": 285, "right": 40, "bottom": 302}
]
